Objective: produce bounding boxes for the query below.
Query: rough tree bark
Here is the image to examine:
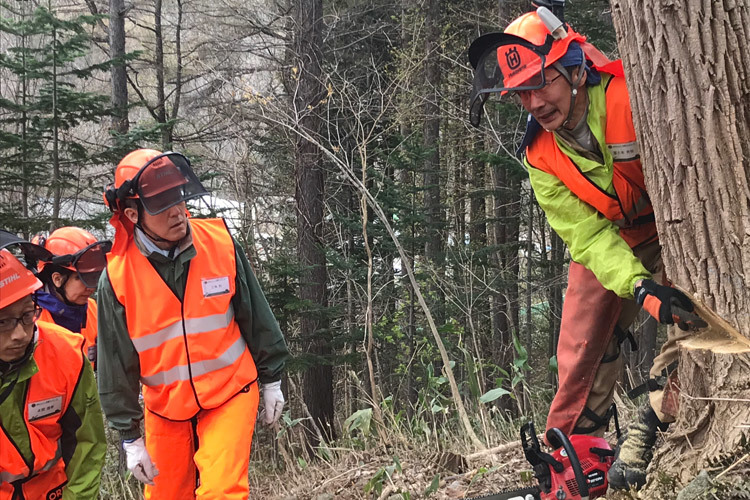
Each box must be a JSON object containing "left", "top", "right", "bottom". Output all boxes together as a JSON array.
[
  {"left": 109, "top": 0, "right": 128, "bottom": 136},
  {"left": 293, "top": 0, "right": 335, "bottom": 445},
  {"left": 611, "top": 0, "right": 750, "bottom": 490}
]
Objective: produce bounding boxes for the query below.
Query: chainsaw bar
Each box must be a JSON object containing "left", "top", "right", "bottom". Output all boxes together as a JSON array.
[{"left": 465, "top": 485, "right": 541, "bottom": 500}]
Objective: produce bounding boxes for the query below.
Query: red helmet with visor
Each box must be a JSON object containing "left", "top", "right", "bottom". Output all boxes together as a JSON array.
[
  {"left": 104, "top": 149, "right": 209, "bottom": 215},
  {"left": 36, "top": 227, "right": 112, "bottom": 288}
]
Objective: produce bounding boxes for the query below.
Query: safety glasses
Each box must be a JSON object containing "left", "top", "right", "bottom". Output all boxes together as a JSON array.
[
  {"left": 131, "top": 152, "right": 209, "bottom": 215},
  {"left": 50, "top": 240, "right": 112, "bottom": 288},
  {"left": 468, "top": 33, "right": 554, "bottom": 126}
]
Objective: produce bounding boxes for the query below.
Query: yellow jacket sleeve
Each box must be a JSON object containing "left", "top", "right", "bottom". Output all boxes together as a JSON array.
[{"left": 526, "top": 159, "right": 651, "bottom": 298}]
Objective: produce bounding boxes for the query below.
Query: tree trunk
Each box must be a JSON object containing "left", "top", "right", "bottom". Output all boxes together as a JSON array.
[
  {"left": 293, "top": 0, "right": 335, "bottom": 446},
  {"left": 109, "top": 0, "right": 128, "bottom": 136},
  {"left": 422, "top": 0, "right": 444, "bottom": 321},
  {"left": 611, "top": 0, "right": 750, "bottom": 488}
]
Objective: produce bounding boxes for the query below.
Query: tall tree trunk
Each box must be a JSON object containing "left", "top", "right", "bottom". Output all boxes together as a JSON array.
[
  {"left": 50, "top": 2, "right": 61, "bottom": 230},
  {"left": 154, "top": 0, "right": 169, "bottom": 148},
  {"left": 109, "top": 0, "right": 128, "bottom": 136},
  {"left": 611, "top": 0, "right": 750, "bottom": 489},
  {"left": 422, "top": 0, "right": 444, "bottom": 321},
  {"left": 293, "top": 0, "right": 334, "bottom": 446}
]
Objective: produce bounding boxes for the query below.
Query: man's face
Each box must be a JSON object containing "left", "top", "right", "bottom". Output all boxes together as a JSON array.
[
  {"left": 140, "top": 201, "right": 189, "bottom": 243},
  {"left": 0, "top": 295, "right": 35, "bottom": 362},
  {"left": 516, "top": 69, "right": 571, "bottom": 131}
]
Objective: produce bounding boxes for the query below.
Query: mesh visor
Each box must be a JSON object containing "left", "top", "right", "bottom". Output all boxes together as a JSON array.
[
  {"left": 468, "top": 33, "right": 552, "bottom": 127},
  {"left": 135, "top": 152, "right": 208, "bottom": 215}
]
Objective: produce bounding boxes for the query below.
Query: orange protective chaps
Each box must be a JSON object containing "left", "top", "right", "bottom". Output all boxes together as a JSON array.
[
  {"left": 143, "top": 383, "right": 259, "bottom": 500},
  {"left": 546, "top": 239, "right": 669, "bottom": 438},
  {"left": 0, "top": 459, "right": 67, "bottom": 500}
]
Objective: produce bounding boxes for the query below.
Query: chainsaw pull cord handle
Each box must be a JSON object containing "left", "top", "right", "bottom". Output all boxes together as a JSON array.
[{"left": 546, "top": 428, "right": 590, "bottom": 500}]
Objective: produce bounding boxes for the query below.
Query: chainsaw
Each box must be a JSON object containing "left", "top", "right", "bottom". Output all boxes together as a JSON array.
[{"left": 468, "top": 420, "right": 617, "bottom": 500}]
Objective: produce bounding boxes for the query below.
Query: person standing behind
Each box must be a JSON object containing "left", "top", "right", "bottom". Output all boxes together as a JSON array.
[
  {"left": 97, "top": 149, "right": 290, "bottom": 499},
  {"left": 467, "top": 7, "right": 704, "bottom": 490},
  {"left": 34, "top": 227, "right": 111, "bottom": 369},
  {"left": 0, "top": 234, "right": 106, "bottom": 500}
]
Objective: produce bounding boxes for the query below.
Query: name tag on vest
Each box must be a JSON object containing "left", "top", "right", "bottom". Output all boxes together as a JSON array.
[
  {"left": 607, "top": 141, "right": 639, "bottom": 161},
  {"left": 202, "top": 276, "right": 230, "bottom": 298},
  {"left": 28, "top": 396, "right": 63, "bottom": 421}
]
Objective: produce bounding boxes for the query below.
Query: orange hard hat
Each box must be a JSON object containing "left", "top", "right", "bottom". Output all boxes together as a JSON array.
[
  {"left": 0, "top": 249, "right": 42, "bottom": 309},
  {"left": 105, "top": 149, "right": 207, "bottom": 215},
  {"left": 39, "top": 227, "right": 98, "bottom": 272},
  {"left": 115, "top": 149, "right": 163, "bottom": 189}
]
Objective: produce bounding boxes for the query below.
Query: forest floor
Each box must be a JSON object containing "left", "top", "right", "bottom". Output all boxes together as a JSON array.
[{"left": 248, "top": 429, "right": 639, "bottom": 500}]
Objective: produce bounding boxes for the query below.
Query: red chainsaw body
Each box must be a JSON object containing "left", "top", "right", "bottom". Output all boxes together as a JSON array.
[{"left": 540, "top": 434, "right": 613, "bottom": 500}]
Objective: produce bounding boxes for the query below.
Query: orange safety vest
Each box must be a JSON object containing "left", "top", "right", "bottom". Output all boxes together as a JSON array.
[
  {"left": 38, "top": 297, "right": 97, "bottom": 367},
  {"left": 525, "top": 75, "right": 657, "bottom": 249},
  {"left": 107, "top": 218, "right": 258, "bottom": 421},
  {"left": 0, "top": 321, "right": 85, "bottom": 497}
]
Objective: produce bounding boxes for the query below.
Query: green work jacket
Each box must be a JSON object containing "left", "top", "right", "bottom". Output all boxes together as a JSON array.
[
  {"left": 525, "top": 76, "right": 652, "bottom": 299},
  {"left": 96, "top": 223, "right": 290, "bottom": 440}
]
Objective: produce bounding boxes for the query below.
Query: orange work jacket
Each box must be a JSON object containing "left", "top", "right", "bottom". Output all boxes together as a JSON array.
[
  {"left": 107, "top": 218, "right": 258, "bottom": 421},
  {"left": 525, "top": 75, "right": 657, "bottom": 249},
  {"left": 0, "top": 322, "right": 85, "bottom": 493},
  {"left": 39, "top": 297, "right": 97, "bottom": 367}
]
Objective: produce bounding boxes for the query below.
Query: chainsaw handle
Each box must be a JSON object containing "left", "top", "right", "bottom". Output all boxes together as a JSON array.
[{"left": 546, "top": 428, "right": 590, "bottom": 500}]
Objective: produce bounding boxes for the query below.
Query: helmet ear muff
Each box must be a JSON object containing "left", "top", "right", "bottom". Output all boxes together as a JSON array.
[{"left": 104, "top": 179, "right": 135, "bottom": 212}]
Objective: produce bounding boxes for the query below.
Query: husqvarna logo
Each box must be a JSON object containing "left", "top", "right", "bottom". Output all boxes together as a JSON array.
[{"left": 505, "top": 47, "right": 521, "bottom": 70}]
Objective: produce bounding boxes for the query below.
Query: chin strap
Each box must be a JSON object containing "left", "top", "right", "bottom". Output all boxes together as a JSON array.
[{"left": 554, "top": 59, "right": 588, "bottom": 128}]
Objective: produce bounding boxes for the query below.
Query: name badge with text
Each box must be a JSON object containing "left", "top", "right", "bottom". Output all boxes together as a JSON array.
[
  {"left": 28, "top": 396, "right": 63, "bottom": 421},
  {"left": 202, "top": 276, "right": 230, "bottom": 298}
]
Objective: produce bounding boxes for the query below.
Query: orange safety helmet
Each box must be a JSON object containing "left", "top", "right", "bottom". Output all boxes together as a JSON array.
[
  {"left": 40, "top": 227, "right": 98, "bottom": 271},
  {"left": 467, "top": 6, "right": 619, "bottom": 127},
  {"left": 37, "top": 227, "right": 112, "bottom": 288},
  {"left": 104, "top": 149, "right": 208, "bottom": 215},
  {"left": 0, "top": 249, "right": 42, "bottom": 309}
]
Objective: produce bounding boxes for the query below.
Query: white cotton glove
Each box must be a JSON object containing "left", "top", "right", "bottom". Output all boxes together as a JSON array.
[
  {"left": 261, "top": 380, "right": 285, "bottom": 425},
  {"left": 122, "top": 437, "right": 159, "bottom": 485}
]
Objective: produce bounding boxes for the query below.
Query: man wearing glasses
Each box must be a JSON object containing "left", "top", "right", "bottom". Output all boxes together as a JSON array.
[
  {"left": 0, "top": 241, "right": 106, "bottom": 499},
  {"left": 468, "top": 7, "right": 705, "bottom": 491}
]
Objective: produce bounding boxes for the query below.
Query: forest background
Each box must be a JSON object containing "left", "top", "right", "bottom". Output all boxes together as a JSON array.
[{"left": 0, "top": 0, "right": 683, "bottom": 498}]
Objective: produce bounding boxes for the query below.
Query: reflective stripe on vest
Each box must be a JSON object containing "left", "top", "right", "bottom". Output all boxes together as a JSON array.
[
  {"left": 525, "top": 74, "right": 656, "bottom": 247},
  {"left": 0, "top": 441, "right": 61, "bottom": 484},
  {"left": 141, "top": 336, "right": 247, "bottom": 387},
  {"left": 107, "top": 218, "right": 258, "bottom": 420},
  {"left": 0, "top": 322, "right": 83, "bottom": 485},
  {"left": 131, "top": 306, "right": 235, "bottom": 353}
]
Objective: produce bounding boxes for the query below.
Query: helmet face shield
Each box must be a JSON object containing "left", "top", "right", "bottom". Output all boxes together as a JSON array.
[
  {"left": 468, "top": 32, "right": 554, "bottom": 126},
  {"left": 134, "top": 152, "right": 208, "bottom": 215},
  {"left": 50, "top": 240, "right": 112, "bottom": 288}
]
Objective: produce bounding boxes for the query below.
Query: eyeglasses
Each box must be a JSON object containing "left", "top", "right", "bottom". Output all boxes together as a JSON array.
[
  {"left": 512, "top": 73, "right": 565, "bottom": 101},
  {"left": 0, "top": 306, "right": 42, "bottom": 334}
]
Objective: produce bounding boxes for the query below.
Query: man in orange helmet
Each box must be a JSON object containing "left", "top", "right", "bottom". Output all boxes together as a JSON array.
[
  {"left": 468, "top": 7, "right": 705, "bottom": 490},
  {"left": 97, "top": 149, "right": 289, "bottom": 499},
  {"left": 0, "top": 232, "right": 106, "bottom": 499},
  {"left": 34, "top": 227, "right": 111, "bottom": 368}
]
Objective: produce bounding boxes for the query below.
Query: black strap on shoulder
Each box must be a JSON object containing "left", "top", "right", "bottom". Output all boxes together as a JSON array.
[{"left": 626, "top": 361, "right": 679, "bottom": 399}]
